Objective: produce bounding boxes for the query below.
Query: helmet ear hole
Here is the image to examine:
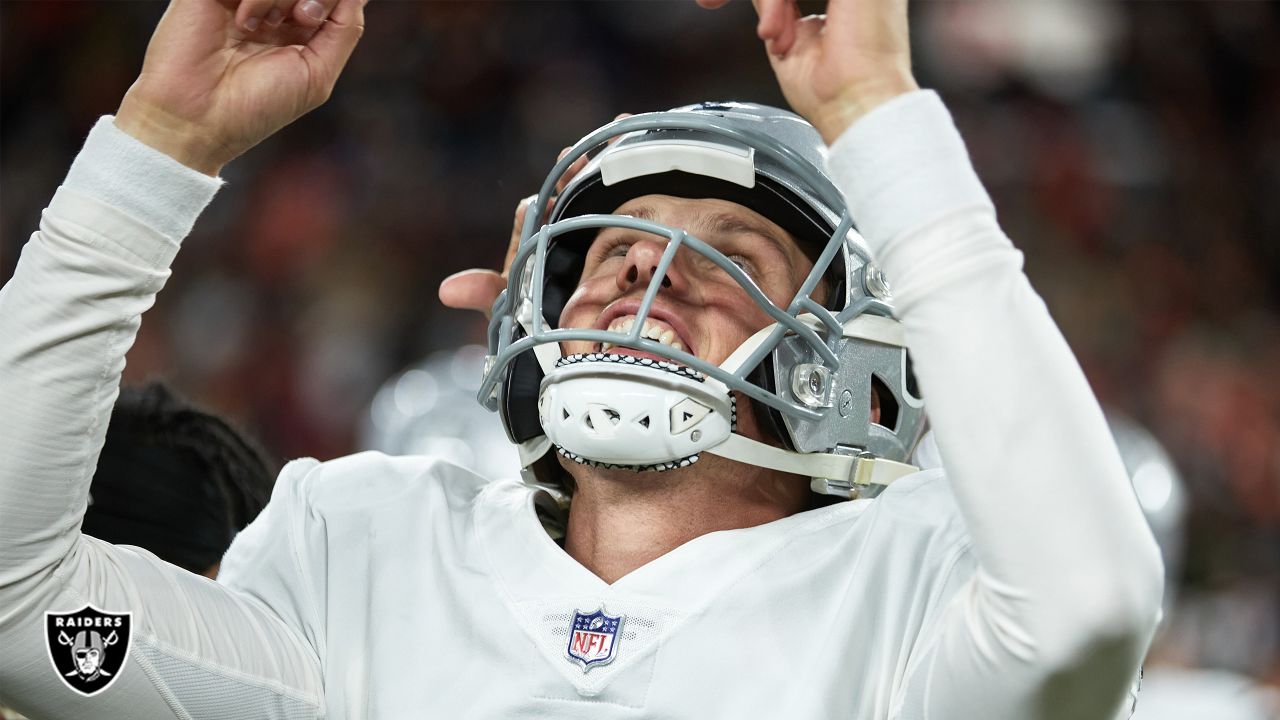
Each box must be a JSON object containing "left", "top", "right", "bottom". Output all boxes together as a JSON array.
[{"left": 871, "top": 375, "right": 899, "bottom": 431}]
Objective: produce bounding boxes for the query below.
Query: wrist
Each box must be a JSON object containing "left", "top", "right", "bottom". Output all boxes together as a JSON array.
[
  {"left": 812, "top": 73, "right": 920, "bottom": 145},
  {"left": 114, "top": 95, "right": 230, "bottom": 177}
]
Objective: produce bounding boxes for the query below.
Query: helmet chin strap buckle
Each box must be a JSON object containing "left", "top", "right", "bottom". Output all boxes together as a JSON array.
[
  {"left": 810, "top": 477, "right": 861, "bottom": 500},
  {"left": 705, "top": 434, "right": 919, "bottom": 500},
  {"left": 811, "top": 446, "right": 881, "bottom": 500},
  {"left": 820, "top": 453, "right": 920, "bottom": 499}
]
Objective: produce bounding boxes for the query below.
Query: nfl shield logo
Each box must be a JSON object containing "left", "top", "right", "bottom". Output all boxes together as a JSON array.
[
  {"left": 45, "top": 605, "right": 132, "bottom": 697},
  {"left": 565, "top": 607, "right": 623, "bottom": 671}
]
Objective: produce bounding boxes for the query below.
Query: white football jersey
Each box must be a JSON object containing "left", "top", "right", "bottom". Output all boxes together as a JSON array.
[{"left": 216, "top": 451, "right": 973, "bottom": 718}]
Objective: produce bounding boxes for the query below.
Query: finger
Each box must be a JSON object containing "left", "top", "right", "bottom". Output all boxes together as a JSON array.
[
  {"left": 553, "top": 114, "right": 633, "bottom": 194},
  {"left": 438, "top": 269, "right": 508, "bottom": 313},
  {"left": 300, "top": 0, "right": 366, "bottom": 92},
  {"left": 253, "top": 0, "right": 299, "bottom": 29},
  {"left": 290, "top": 0, "right": 338, "bottom": 27},
  {"left": 755, "top": 0, "right": 800, "bottom": 56},
  {"left": 764, "top": 12, "right": 823, "bottom": 70},
  {"left": 503, "top": 195, "right": 535, "bottom": 276},
  {"left": 555, "top": 147, "right": 593, "bottom": 194},
  {"left": 235, "top": 0, "right": 279, "bottom": 32},
  {"left": 263, "top": 4, "right": 284, "bottom": 27}
]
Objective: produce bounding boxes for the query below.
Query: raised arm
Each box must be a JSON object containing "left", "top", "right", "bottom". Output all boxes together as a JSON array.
[
  {"left": 710, "top": 0, "right": 1164, "bottom": 717},
  {"left": 0, "top": 0, "right": 364, "bottom": 716}
]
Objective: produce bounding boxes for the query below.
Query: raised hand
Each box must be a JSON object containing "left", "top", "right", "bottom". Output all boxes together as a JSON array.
[
  {"left": 115, "top": 0, "right": 367, "bottom": 175},
  {"left": 699, "top": 0, "right": 917, "bottom": 144}
]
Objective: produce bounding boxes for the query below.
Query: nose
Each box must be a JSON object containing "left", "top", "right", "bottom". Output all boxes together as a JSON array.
[{"left": 616, "top": 237, "right": 687, "bottom": 294}]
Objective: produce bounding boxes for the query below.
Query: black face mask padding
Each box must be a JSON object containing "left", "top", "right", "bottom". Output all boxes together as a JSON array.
[
  {"left": 541, "top": 239, "right": 588, "bottom": 329},
  {"left": 746, "top": 359, "right": 797, "bottom": 452},
  {"left": 500, "top": 337, "right": 547, "bottom": 444}
]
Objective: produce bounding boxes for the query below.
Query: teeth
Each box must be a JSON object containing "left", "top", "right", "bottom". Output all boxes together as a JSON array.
[{"left": 601, "top": 315, "right": 689, "bottom": 354}]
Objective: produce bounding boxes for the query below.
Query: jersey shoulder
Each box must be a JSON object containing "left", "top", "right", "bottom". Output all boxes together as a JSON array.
[
  {"left": 283, "top": 450, "right": 493, "bottom": 521},
  {"left": 868, "top": 467, "right": 970, "bottom": 547}
]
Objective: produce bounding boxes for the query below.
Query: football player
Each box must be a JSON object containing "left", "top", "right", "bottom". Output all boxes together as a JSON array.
[{"left": 0, "top": 0, "right": 1162, "bottom": 718}]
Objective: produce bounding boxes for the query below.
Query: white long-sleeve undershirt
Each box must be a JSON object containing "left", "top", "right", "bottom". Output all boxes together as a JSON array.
[{"left": 830, "top": 91, "right": 1162, "bottom": 719}]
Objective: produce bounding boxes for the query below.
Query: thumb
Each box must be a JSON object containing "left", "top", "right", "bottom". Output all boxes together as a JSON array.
[{"left": 439, "top": 269, "right": 508, "bottom": 314}]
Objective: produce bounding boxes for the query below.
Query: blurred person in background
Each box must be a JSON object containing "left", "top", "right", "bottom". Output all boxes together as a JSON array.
[
  {"left": 1108, "top": 413, "right": 1280, "bottom": 720},
  {"left": 359, "top": 347, "right": 548, "bottom": 538},
  {"left": 360, "top": 345, "right": 521, "bottom": 482},
  {"left": 84, "top": 381, "right": 275, "bottom": 580}
]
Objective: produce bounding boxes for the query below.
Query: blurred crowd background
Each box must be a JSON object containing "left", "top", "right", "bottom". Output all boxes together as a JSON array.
[{"left": 2, "top": 0, "right": 1278, "bottom": 694}]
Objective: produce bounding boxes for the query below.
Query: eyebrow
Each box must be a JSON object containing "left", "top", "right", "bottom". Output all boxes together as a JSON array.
[{"left": 620, "top": 204, "right": 796, "bottom": 272}]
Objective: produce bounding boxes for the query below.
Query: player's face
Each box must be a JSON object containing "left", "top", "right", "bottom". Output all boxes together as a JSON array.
[
  {"left": 558, "top": 194, "right": 815, "bottom": 367},
  {"left": 76, "top": 648, "right": 100, "bottom": 674}
]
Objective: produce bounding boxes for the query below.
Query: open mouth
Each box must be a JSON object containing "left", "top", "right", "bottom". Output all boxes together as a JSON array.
[{"left": 592, "top": 312, "right": 696, "bottom": 363}]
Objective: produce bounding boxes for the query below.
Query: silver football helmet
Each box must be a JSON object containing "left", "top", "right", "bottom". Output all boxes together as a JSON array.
[{"left": 480, "top": 102, "right": 927, "bottom": 499}]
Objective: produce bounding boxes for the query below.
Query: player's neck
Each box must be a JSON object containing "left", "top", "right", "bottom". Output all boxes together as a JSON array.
[{"left": 560, "top": 455, "right": 809, "bottom": 584}]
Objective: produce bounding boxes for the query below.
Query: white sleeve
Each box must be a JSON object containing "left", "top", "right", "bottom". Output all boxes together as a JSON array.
[
  {"left": 826, "top": 92, "right": 1165, "bottom": 720},
  {"left": 0, "top": 118, "right": 325, "bottom": 720}
]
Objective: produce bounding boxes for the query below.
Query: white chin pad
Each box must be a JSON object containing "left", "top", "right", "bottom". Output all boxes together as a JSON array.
[{"left": 539, "top": 354, "right": 734, "bottom": 469}]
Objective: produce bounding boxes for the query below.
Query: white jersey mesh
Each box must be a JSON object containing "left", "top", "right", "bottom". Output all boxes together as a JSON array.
[{"left": 133, "top": 640, "right": 321, "bottom": 720}]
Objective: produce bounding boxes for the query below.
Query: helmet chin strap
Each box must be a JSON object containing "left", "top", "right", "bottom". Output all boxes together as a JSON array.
[
  {"left": 532, "top": 342, "right": 562, "bottom": 375},
  {"left": 518, "top": 434, "right": 553, "bottom": 469},
  {"left": 702, "top": 433, "right": 917, "bottom": 499}
]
